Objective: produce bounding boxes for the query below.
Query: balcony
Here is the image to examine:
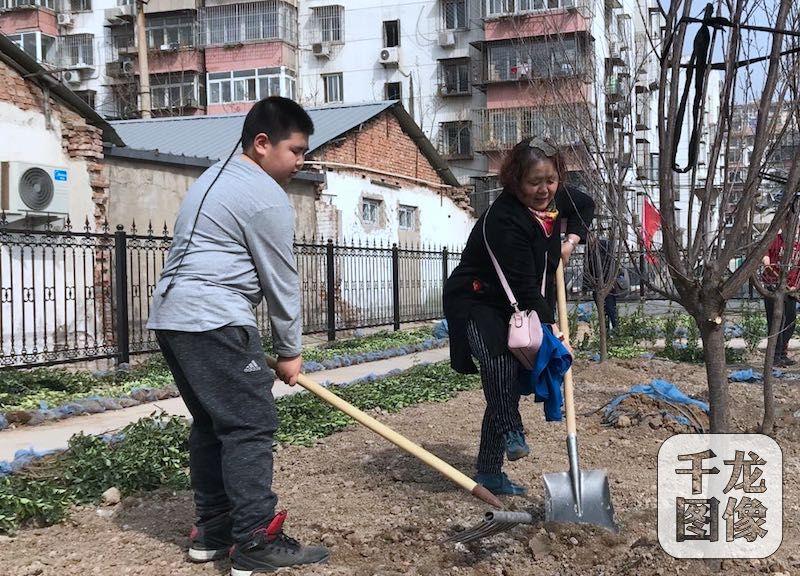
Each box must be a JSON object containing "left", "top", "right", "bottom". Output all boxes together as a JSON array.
[
  {"left": 472, "top": 105, "right": 588, "bottom": 151},
  {"left": 476, "top": 35, "right": 592, "bottom": 88},
  {"left": 197, "top": 0, "right": 297, "bottom": 47},
  {"left": 1, "top": 0, "right": 55, "bottom": 11}
]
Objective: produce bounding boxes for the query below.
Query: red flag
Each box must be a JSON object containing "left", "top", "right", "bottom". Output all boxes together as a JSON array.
[{"left": 642, "top": 197, "right": 661, "bottom": 264}]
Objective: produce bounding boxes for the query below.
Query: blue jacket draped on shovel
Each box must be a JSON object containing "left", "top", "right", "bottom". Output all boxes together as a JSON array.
[{"left": 517, "top": 325, "right": 572, "bottom": 421}]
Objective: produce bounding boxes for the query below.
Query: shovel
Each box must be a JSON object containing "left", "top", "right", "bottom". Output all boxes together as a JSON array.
[
  {"left": 446, "top": 261, "right": 616, "bottom": 544},
  {"left": 542, "top": 261, "right": 617, "bottom": 531},
  {"left": 266, "top": 356, "right": 503, "bottom": 510}
]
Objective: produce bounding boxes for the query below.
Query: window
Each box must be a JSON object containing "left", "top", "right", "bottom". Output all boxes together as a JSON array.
[
  {"left": 5, "top": 0, "right": 55, "bottom": 9},
  {"left": 312, "top": 5, "right": 343, "bottom": 43},
  {"left": 440, "top": 121, "right": 472, "bottom": 158},
  {"left": 384, "top": 82, "right": 401, "bottom": 101},
  {"left": 322, "top": 73, "right": 343, "bottom": 103},
  {"left": 440, "top": 58, "right": 470, "bottom": 95},
  {"left": 74, "top": 90, "right": 96, "bottom": 108},
  {"left": 207, "top": 67, "right": 295, "bottom": 104},
  {"left": 442, "top": 0, "right": 467, "bottom": 30},
  {"left": 398, "top": 205, "right": 417, "bottom": 230},
  {"left": 61, "top": 33, "right": 95, "bottom": 65},
  {"left": 150, "top": 75, "right": 198, "bottom": 109},
  {"left": 487, "top": 37, "right": 583, "bottom": 82},
  {"left": 147, "top": 15, "right": 195, "bottom": 49},
  {"left": 362, "top": 199, "right": 380, "bottom": 224},
  {"left": 487, "top": 0, "right": 513, "bottom": 16},
  {"left": 8, "top": 31, "right": 58, "bottom": 63},
  {"left": 383, "top": 20, "right": 399, "bottom": 47},
  {"left": 71, "top": 0, "right": 91, "bottom": 11}
]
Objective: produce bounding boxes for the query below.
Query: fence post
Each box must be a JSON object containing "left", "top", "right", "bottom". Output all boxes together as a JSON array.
[
  {"left": 392, "top": 243, "right": 400, "bottom": 332},
  {"left": 326, "top": 239, "right": 336, "bottom": 342},
  {"left": 114, "top": 225, "right": 130, "bottom": 365},
  {"left": 442, "top": 247, "right": 449, "bottom": 288}
]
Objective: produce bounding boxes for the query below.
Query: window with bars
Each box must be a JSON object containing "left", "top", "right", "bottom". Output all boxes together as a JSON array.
[
  {"left": 486, "top": 0, "right": 573, "bottom": 15},
  {"left": 398, "top": 205, "right": 417, "bottom": 230},
  {"left": 60, "top": 33, "right": 94, "bottom": 65},
  {"left": 486, "top": 37, "right": 583, "bottom": 82},
  {"left": 322, "top": 73, "right": 343, "bottom": 103},
  {"left": 198, "top": 1, "right": 297, "bottom": 46},
  {"left": 440, "top": 121, "right": 472, "bottom": 158},
  {"left": 439, "top": 58, "right": 470, "bottom": 95},
  {"left": 207, "top": 68, "right": 295, "bottom": 104},
  {"left": 312, "top": 5, "right": 344, "bottom": 43},
  {"left": 147, "top": 15, "right": 195, "bottom": 49},
  {"left": 442, "top": 0, "right": 467, "bottom": 30}
]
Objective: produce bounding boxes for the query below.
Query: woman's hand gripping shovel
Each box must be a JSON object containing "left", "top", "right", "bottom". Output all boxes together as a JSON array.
[
  {"left": 265, "top": 356, "right": 503, "bottom": 510},
  {"left": 445, "top": 261, "right": 617, "bottom": 544}
]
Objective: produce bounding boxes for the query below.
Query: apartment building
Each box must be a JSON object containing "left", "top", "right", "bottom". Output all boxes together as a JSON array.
[{"left": 297, "top": 0, "right": 489, "bottom": 185}]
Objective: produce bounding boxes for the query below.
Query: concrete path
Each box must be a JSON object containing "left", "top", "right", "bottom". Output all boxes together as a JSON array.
[{"left": 0, "top": 347, "right": 451, "bottom": 461}]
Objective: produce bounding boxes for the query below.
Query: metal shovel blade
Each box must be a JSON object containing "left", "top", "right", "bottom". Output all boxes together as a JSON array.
[{"left": 543, "top": 468, "right": 617, "bottom": 532}]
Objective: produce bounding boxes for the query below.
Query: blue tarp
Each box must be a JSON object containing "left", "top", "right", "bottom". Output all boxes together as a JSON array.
[
  {"left": 604, "top": 379, "right": 709, "bottom": 427},
  {"left": 729, "top": 368, "right": 788, "bottom": 382}
]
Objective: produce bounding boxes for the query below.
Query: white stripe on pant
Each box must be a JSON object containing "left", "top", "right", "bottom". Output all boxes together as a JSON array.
[{"left": 466, "top": 319, "right": 523, "bottom": 474}]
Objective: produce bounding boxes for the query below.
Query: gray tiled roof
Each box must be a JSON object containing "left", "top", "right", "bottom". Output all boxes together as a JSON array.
[{"left": 110, "top": 101, "right": 398, "bottom": 162}]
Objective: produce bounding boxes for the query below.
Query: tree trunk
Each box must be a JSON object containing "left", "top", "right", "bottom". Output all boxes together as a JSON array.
[
  {"left": 699, "top": 321, "right": 730, "bottom": 432},
  {"left": 761, "top": 294, "right": 784, "bottom": 434},
  {"left": 596, "top": 289, "right": 609, "bottom": 362}
]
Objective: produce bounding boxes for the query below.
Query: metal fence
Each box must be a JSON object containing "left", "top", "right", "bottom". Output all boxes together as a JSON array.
[
  {"left": 0, "top": 219, "right": 758, "bottom": 370},
  {"left": 0, "top": 222, "right": 461, "bottom": 369}
]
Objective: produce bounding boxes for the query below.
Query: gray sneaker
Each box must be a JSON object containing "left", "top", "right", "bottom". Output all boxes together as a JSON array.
[{"left": 230, "top": 511, "right": 329, "bottom": 576}]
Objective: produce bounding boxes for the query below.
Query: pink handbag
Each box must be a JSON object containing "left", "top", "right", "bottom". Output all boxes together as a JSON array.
[{"left": 482, "top": 203, "right": 545, "bottom": 370}]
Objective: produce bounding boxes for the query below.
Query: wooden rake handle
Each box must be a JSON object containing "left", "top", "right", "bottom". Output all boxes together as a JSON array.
[
  {"left": 555, "top": 261, "right": 578, "bottom": 437},
  {"left": 266, "top": 356, "right": 504, "bottom": 509}
]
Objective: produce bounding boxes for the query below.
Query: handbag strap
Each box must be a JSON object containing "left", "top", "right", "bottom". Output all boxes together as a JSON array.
[{"left": 482, "top": 198, "right": 548, "bottom": 312}]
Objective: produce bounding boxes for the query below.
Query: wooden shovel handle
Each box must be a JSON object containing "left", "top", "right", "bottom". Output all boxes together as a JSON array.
[
  {"left": 266, "top": 356, "right": 504, "bottom": 509},
  {"left": 555, "top": 262, "right": 577, "bottom": 437}
]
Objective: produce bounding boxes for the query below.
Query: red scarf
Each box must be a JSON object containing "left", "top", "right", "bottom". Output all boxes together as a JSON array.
[{"left": 530, "top": 204, "right": 559, "bottom": 237}]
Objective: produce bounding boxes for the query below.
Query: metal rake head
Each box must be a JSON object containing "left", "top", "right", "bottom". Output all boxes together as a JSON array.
[{"left": 444, "top": 510, "right": 535, "bottom": 544}]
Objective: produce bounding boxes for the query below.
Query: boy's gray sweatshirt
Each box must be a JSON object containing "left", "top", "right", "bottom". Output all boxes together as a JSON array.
[{"left": 146, "top": 156, "right": 301, "bottom": 357}]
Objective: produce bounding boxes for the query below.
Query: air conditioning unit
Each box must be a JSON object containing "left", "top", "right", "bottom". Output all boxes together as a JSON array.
[
  {"left": 379, "top": 46, "right": 399, "bottom": 67},
  {"left": 121, "top": 59, "right": 136, "bottom": 75},
  {"left": 63, "top": 70, "right": 82, "bottom": 84},
  {"left": 312, "top": 42, "right": 330, "bottom": 58},
  {"left": 0, "top": 162, "right": 70, "bottom": 216},
  {"left": 57, "top": 13, "right": 74, "bottom": 26},
  {"left": 438, "top": 30, "right": 455, "bottom": 48}
]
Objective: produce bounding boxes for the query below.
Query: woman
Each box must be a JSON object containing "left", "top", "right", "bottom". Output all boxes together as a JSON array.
[{"left": 443, "top": 138, "right": 594, "bottom": 495}]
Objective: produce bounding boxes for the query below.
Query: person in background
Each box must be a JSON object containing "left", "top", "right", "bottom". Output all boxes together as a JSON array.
[{"left": 761, "top": 230, "right": 800, "bottom": 367}]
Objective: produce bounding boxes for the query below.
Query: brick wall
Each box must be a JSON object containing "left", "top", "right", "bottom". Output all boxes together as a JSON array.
[
  {"left": 313, "top": 111, "right": 473, "bottom": 213},
  {"left": 0, "top": 58, "right": 109, "bottom": 229}
]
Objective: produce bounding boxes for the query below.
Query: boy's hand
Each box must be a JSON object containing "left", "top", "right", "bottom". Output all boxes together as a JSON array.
[{"left": 276, "top": 355, "right": 302, "bottom": 386}]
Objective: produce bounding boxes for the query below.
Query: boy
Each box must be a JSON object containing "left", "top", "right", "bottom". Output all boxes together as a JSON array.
[{"left": 147, "top": 97, "right": 329, "bottom": 575}]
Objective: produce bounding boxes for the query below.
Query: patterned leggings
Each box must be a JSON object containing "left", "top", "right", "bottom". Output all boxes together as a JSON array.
[{"left": 466, "top": 319, "right": 523, "bottom": 474}]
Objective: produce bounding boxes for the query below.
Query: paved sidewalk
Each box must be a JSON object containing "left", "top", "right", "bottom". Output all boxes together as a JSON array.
[{"left": 0, "top": 347, "right": 450, "bottom": 461}]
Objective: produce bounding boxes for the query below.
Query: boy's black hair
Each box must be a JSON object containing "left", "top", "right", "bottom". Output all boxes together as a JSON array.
[{"left": 241, "top": 96, "right": 314, "bottom": 150}]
